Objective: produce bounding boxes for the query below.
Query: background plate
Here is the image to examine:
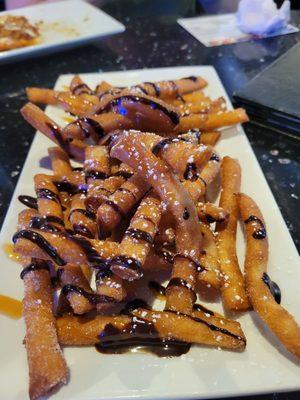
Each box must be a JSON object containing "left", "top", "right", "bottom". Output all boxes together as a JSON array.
[
  {"left": 0, "top": 0, "right": 125, "bottom": 64},
  {"left": 0, "top": 66, "right": 299, "bottom": 400}
]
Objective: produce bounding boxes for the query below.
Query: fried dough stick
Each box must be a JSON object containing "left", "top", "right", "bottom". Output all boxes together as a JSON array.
[
  {"left": 34, "top": 174, "right": 64, "bottom": 230},
  {"left": 110, "top": 131, "right": 220, "bottom": 313},
  {"left": 216, "top": 157, "right": 250, "bottom": 311},
  {"left": 26, "top": 88, "right": 97, "bottom": 116},
  {"left": 96, "top": 174, "right": 150, "bottom": 239},
  {"left": 13, "top": 229, "right": 118, "bottom": 266},
  {"left": 58, "top": 264, "right": 94, "bottom": 315},
  {"left": 69, "top": 194, "right": 97, "bottom": 238},
  {"left": 238, "top": 193, "right": 300, "bottom": 357},
  {"left": 56, "top": 308, "right": 246, "bottom": 351},
  {"left": 21, "top": 103, "right": 86, "bottom": 160},
  {"left": 70, "top": 75, "right": 93, "bottom": 96},
  {"left": 22, "top": 262, "right": 68, "bottom": 399},
  {"left": 197, "top": 202, "right": 229, "bottom": 224},
  {"left": 62, "top": 113, "right": 133, "bottom": 143},
  {"left": 202, "top": 108, "right": 249, "bottom": 131},
  {"left": 110, "top": 191, "right": 162, "bottom": 280},
  {"left": 200, "top": 131, "right": 221, "bottom": 147}
]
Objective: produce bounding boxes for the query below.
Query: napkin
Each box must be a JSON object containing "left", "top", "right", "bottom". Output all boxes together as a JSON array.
[{"left": 236, "top": 0, "right": 290, "bottom": 35}]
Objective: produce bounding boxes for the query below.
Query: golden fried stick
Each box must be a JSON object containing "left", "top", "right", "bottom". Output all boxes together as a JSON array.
[
  {"left": 183, "top": 152, "right": 221, "bottom": 203},
  {"left": 95, "top": 80, "right": 113, "bottom": 95},
  {"left": 21, "top": 103, "right": 86, "bottom": 160},
  {"left": 110, "top": 191, "right": 162, "bottom": 280},
  {"left": 175, "top": 113, "right": 208, "bottom": 132},
  {"left": 13, "top": 229, "right": 118, "bottom": 266},
  {"left": 216, "top": 157, "right": 249, "bottom": 311},
  {"left": 56, "top": 307, "right": 245, "bottom": 350},
  {"left": 197, "top": 202, "right": 229, "bottom": 224},
  {"left": 70, "top": 75, "right": 93, "bottom": 96},
  {"left": 62, "top": 113, "right": 133, "bottom": 143},
  {"left": 48, "top": 147, "right": 73, "bottom": 177},
  {"left": 34, "top": 174, "right": 64, "bottom": 230},
  {"left": 95, "top": 91, "right": 181, "bottom": 134},
  {"left": 21, "top": 262, "right": 68, "bottom": 399},
  {"left": 58, "top": 264, "right": 94, "bottom": 315},
  {"left": 96, "top": 174, "right": 150, "bottom": 238},
  {"left": 200, "top": 131, "right": 221, "bottom": 146},
  {"left": 57, "top": 314, "right": 130, "bottom": 345},
  {"left": 110, "top": 131, "right": 219, "bottom": 312},
  {"left": 199, "top": 223, "right": 221, "bottom": 288},
  {"left": 18, "top": 209, "right": 39, "bottom": 231},
  {"left": 26, "top": 87, "right": 57, "bottom": 105},
  {"left": 69, "top": 194, "right": 97, "bottom": 238},
  {"left": 238, "top": 193, "right": 300, "bottom": 357},
  {"left": 202, "top": 108, "right": 249, "bottom": 131},
  {"left": 95, "top": 269, "right": 127, "bottom": 314}
]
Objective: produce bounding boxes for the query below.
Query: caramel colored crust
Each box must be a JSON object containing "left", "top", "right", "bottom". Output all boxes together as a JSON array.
[
  {"left": 23, "top": 269, "right": 68, "bottom": 400},
  {"left": 238, "top": 193, "right": 300, "bottom": 357},
  {"left": 216, "top": 157, "right": 250, "bottom": 311}
]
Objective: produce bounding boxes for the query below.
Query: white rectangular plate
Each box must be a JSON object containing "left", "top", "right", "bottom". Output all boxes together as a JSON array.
[
  {"left": 0, "top": 0, "right": 124, "bottom": 64},
  {"left": 0, "top": 66, "right": 299, "bottom": 400}
]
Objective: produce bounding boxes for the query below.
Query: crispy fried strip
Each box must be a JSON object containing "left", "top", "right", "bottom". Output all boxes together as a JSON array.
[
  {"left": 200, "top": 131, "right": 221, "bottom": 146},
  {"left": 70, "top": 75, "right": 93, "bottom": 96},
  {"left": 110, "top": 190, "right": 162, "bottom": 280},
  {"left": 95, "top": 270, "right": 127, "bottom": 314},
  {"left": 22, "top": 267, "right": 68, "bottom": 399},
  {"left": 95, "top": 80, "right": 113, "bottom": 95},
  {"left": 202, "top": 109, "right": 249, "bottom": 131},
  {"left": 56, "top": 307, "right": 245, "bottom": 350},
  {"left": 175, "top": 113, "right": 208, "bottom": 132},
  {"left": 238, "top": 193, "right": 300, "bottom": 357},
  {"left": 110, "top": 131, "right": 219, "bottom": 313},
  {"left": 21, "top": 103, "right": 86, "bottom": 160},
  {"left": 96, "top": 174, "right": 150, "bottom": 238},
  {"left": 58, "top": 264, "right": 94, "bottom": 314},
  {"left": 62, "top": 113, "right": 133, "bottom": 143},
  {"left": 26, "top": 87, "right": 58, "bottom": 105},
  {"left": 197, "top": 202, "right": 229, "bottom": 224},
  {"left": 48, "top": 147, "right": 73, "bottom": 177},
  {"left": 57, "top": 314, "right": 130, "bottom": 345},
  {"left": 13, "top": 229, "right": 118, "bottom": 266},
  {"left": 199, "top": 223, "right": 221, "bottom": 288},
  {"left": 69, "top": 194, "right": 97, "bottom": 238},
  {"left": 216, "top": 157, "right": 249, "bottom": 311},
  {"left": 34, "top": 174, "right": 64, "bottom": 229}
]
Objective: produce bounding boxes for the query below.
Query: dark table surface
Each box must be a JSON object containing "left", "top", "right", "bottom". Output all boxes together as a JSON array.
[{"left": 0, "top": 1, "right": 299, "bottom": 399}]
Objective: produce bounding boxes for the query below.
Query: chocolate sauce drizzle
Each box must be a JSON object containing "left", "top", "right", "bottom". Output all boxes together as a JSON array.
[
  {"left": 167, "top": 278, "right": 197, "bottom": 302},
  {"left": 54, "top": 180, "right": 87, "bottom": 195},
  {"left": 20, "top": 259, "right": 50, "bottom": 279},
  {"left": 133, "top": 85, "right": 148, "bottom": 95},
  {"left": 113, "top": 170, "right": 133, "bottom": 179},
  {"left": 46, "top": 122, "right": 69, "bottom": 154},
  {"left": 95, "top": 268, "right": 113, "bottom": 281},
  {"left": 69, "top": 208, "right": 96, "bottom": 220},
  {"left": 29, "top": 216, "right": 63, "bottom": 232},
  {"left": 73, "top": 224, "right": 94, "bottom": 238},
  {"left": 103, "top": 200, "right": 124, "bottom": 216},
  {"left": 183, "top": 208, "right": 190, "bottom": 220},
  {"left": 244, "top": 215, "right": 267, "bottom": 239},
  {"left": 85, "top": 170, "right": 109, "bottom": 181},
  {"left": 152, "top": 137, "right": 187, "bottom": 156},
  {"left": 262, "top": 272, "right": 281, "bottom": 304},
  {"left": 72, "top": 83, "right": 91, "bottom": 95},
  {"left": 18, "top": 195, "right": 38, "bottom": 210},
  {"left": 184, "top": 76, "right": 198, "bottom": 82},
  {"left": 61, "top": 284, "right": 116, "bottom": 304},
  {"left": 183, "top": 162, "right": 198, "bottom": 181},
  {"left": 13, "top": 229, "right": 66, "bottom": 266},
  {"left": 36, "top": 188, "right": 60, "bottom": 203},
  {"left": 110, "top": 255, "right": 142, "bottom": 276},
  {"left": 98, "top": 95, "right": 180, "bottom": 125},
  {"left": 74, "top": 117, "right": 105, "bottom": 139},
  {"left": 125, "top": 228, "right": 154, "bottom": 244},
  {"left": 156, "top": 247, "right": 174, "bottom": 264},
  {"left": 96, "top": 316, "right": 190, "bottom": 357},
  {"left": 210, "top": 153, "right": 220, "bottom": 162},
  {"left": 144, "top": 81, "right": 161, "bottom": 97}
]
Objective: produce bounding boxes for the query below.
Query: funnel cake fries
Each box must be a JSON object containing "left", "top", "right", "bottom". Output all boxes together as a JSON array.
[
  {"left": 18, "top": 73, "right": 296, "bottom": 399},
  {"left": 21, "top": 262, "right": 68, "bottom": 400},
  {"left": 216, "top": 157, "right": 250, "bottom": 311},
  {"left": 238, "top": 193, "right": 300, "bottom": 357}
]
